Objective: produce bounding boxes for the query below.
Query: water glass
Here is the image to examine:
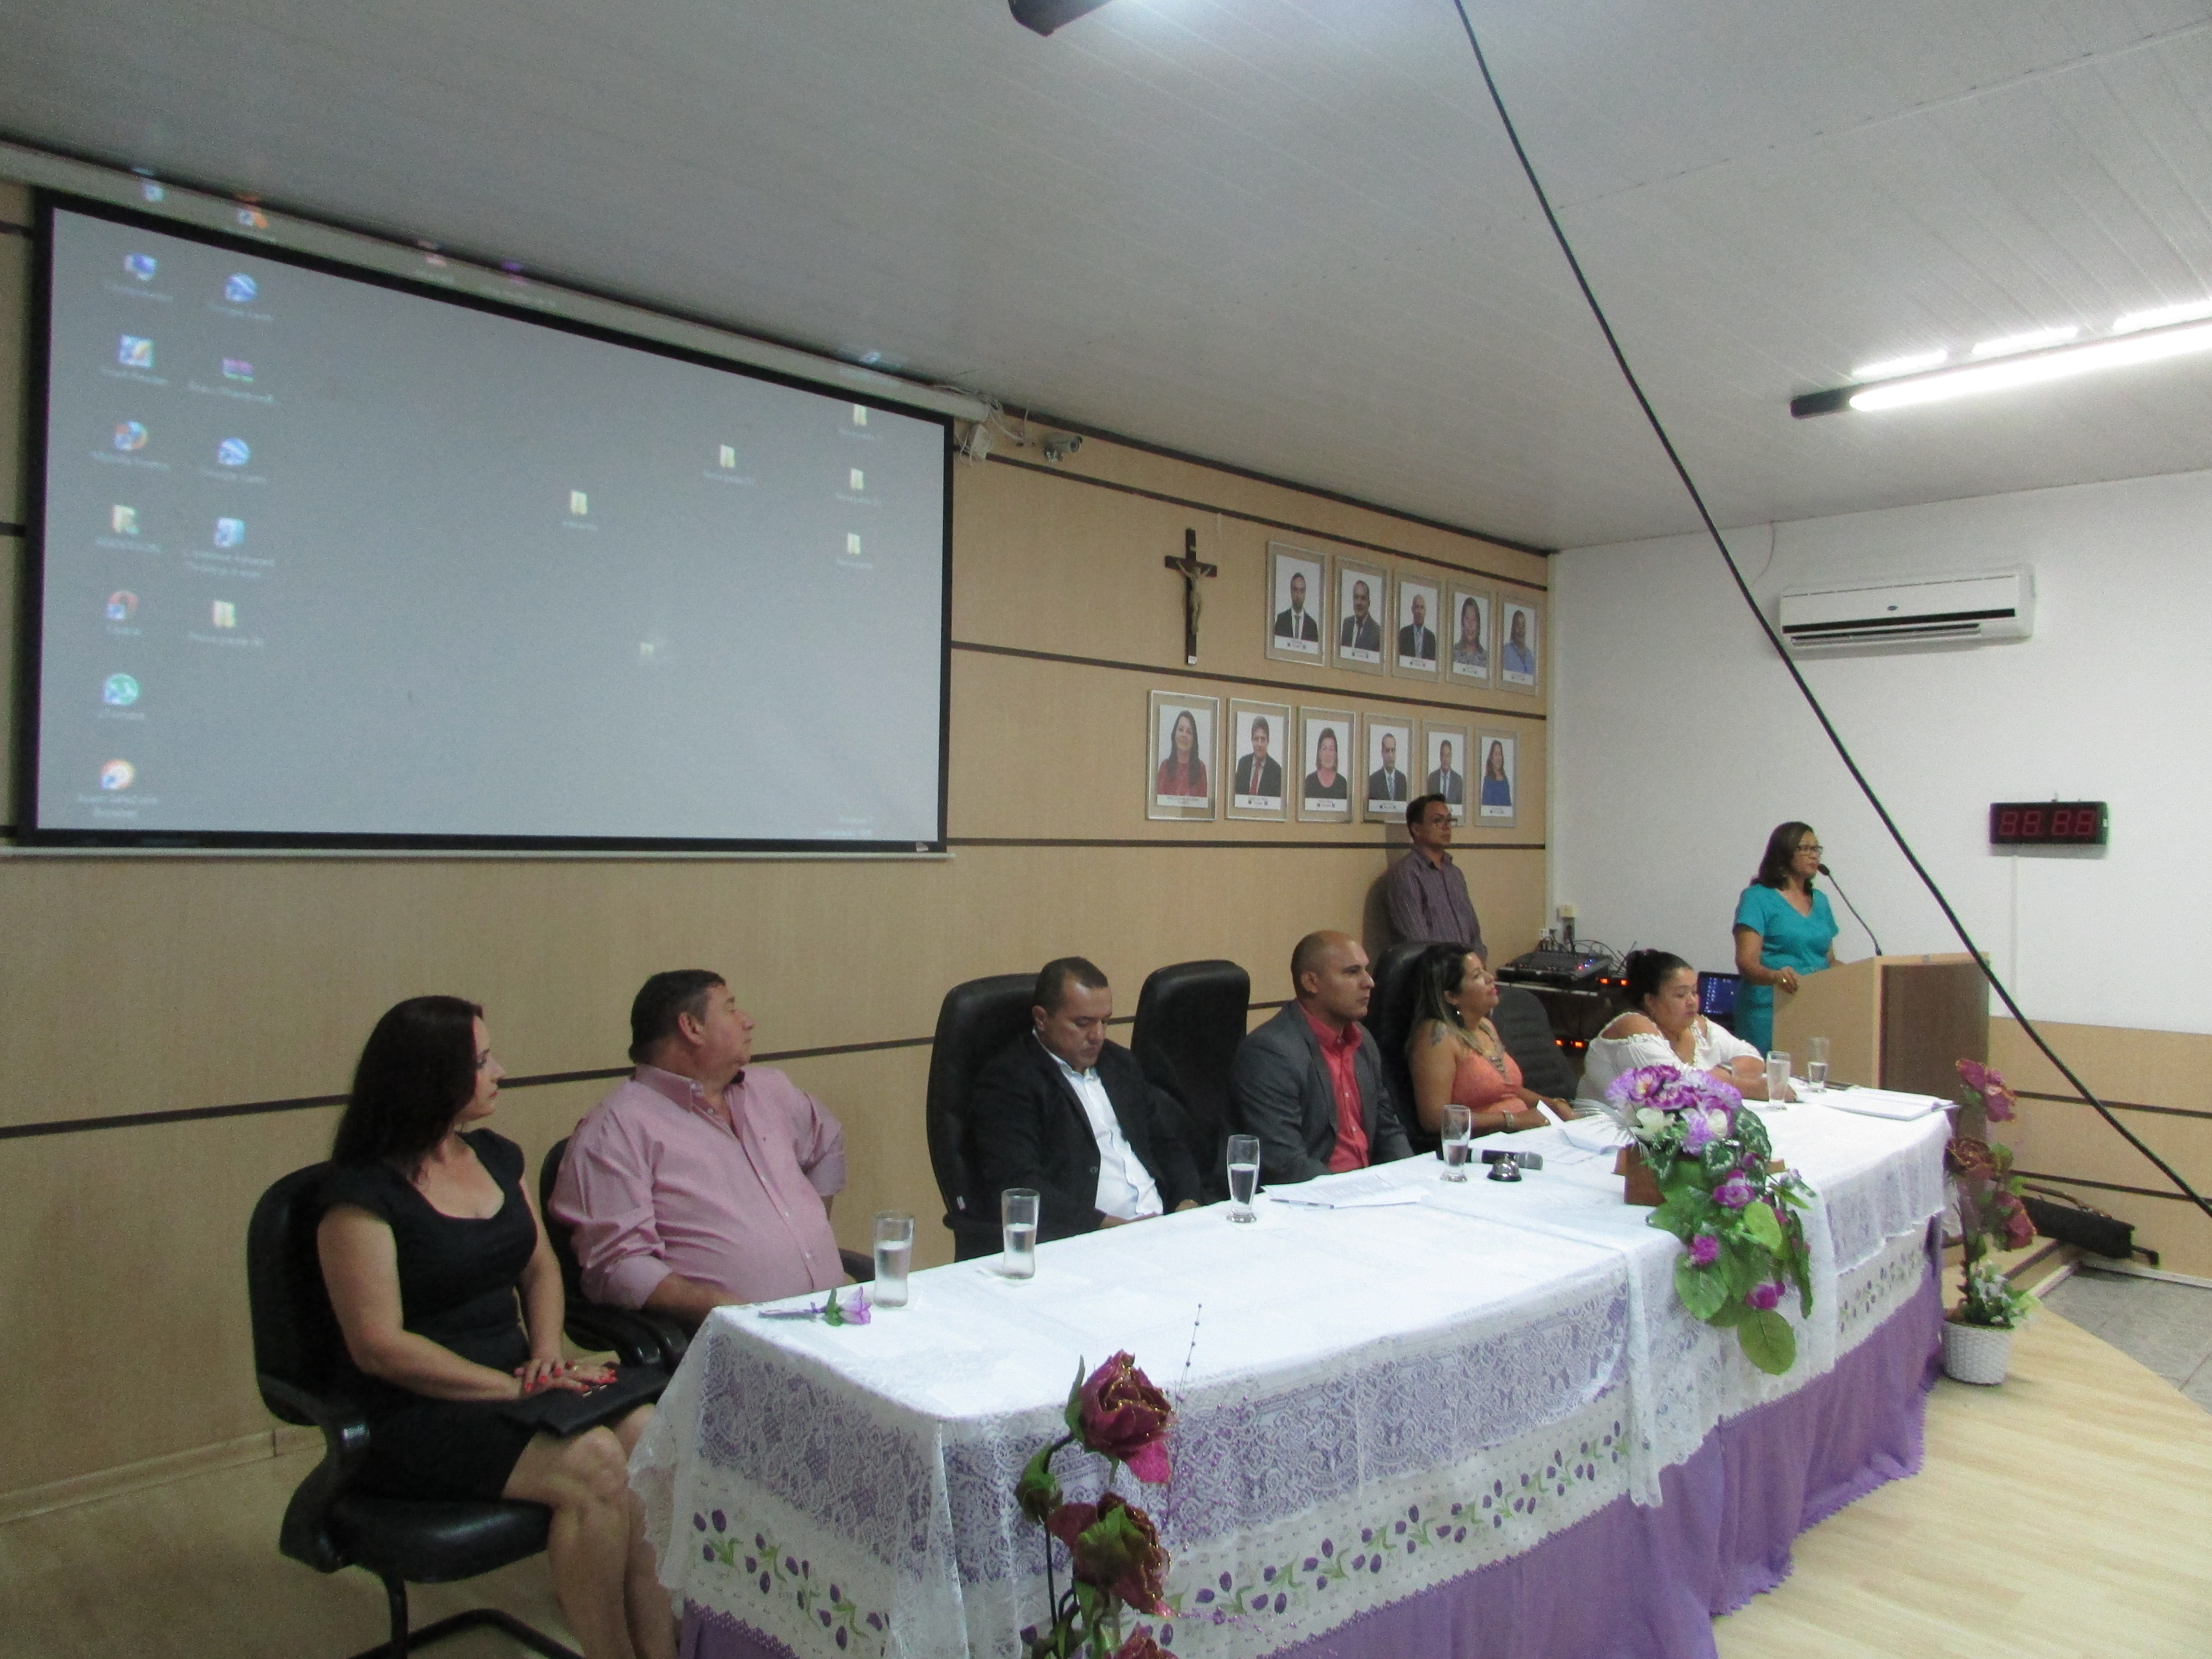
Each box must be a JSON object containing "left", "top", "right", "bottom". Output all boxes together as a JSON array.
[
  {"left": 1806, "top": 1036, "right": 1830, "bottom": 1094},
  {"left": 1765, "top": 1051, "right": 1792, "bottom": 1105},
  {"left": 1001, "top": 1188, "right": 1040, "bottom": 1279},
  {"left": 872, "top": 1210, "right": 914, "bottom": 1307},
  {"left": 1226, "top": 1134, "right": 1261, "bottom": 1224},
  {"left": 1441, "top": 1105, "right": 1472, "bottom": 1182}
]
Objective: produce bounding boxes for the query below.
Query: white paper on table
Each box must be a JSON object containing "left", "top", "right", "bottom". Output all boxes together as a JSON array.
[
  {"left": 1268, "top": 1166, "right": 1428, "bottom": 1208},
  {"left": 1818, "top": 1086, "right": 1950, "bottom": 1120}
]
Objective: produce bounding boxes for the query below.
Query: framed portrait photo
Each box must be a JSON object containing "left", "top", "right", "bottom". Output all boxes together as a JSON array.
[
  {"left": 1296, "top": 706, "right": 1356, "bottom": 822},
  {"left": 1361, "top": 713, "right": 1416, "bottom": 823},
  {"left": 1331, "top": 557, "right": 1388, "bottom": 676},
  {"left": 1445, "top": 584, "right": 1494, "bottom": 687},
  {"left": 1390, "top": 571, "right": 1443, "bottom": 683},
  {"left": 1226, "top": 698, "right": 1292, "bottom": 822},
  {"left": 1473, "top": 729, "right": 1519, "bottom": 828},
  {"left": 1146, "top": 690, "right": 1219, "bottom": 821},
  {"left": 1498, "top": 595, "right": 1543, "bottom": 695},
  {"left": 1264, "top": 542, "right": 1328, "bottom": 666},
  {"left": 1419, "top": 719, "right": 1470, "bottom": 824}
]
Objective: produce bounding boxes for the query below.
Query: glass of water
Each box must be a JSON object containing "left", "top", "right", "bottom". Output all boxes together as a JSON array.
[
  {"left": 872, "top": 1210, "right": 914, "bottom": 1308},
  {"left": 1226, "top": 1134, "right": 1261, "bottom": 1224},
  {"left": 1765, "top": 1051, "right": 1792, "bottom": 1105},
  {"left": 1806, "top": 1036, "right": 1830, "bottom": 1094},
  {"left": 1001, "top": 1188, "right": 1039, "bottom": 1279},
  {"left": 1441, "top": 1105, "right": 1472, "bottom": 1181}
]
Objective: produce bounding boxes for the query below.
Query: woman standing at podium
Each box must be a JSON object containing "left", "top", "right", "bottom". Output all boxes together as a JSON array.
[{"left": 1732, "top": 821, "right": 1840, "bottom": 1055}]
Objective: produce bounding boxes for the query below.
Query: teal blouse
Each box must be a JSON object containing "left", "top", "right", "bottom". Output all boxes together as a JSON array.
[{"left": 1731, "top": 884, "right": 1839, "bottom": 1054}]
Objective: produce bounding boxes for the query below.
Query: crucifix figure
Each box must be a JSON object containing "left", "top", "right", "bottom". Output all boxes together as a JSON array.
[{"left": 1163, "top": 528, "right": 1217, "bottom": 665}]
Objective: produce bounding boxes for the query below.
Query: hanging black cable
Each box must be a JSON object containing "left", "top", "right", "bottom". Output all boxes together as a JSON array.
[{"left": 1445, "top": 0, "right": 2212, "bottom": 1220}]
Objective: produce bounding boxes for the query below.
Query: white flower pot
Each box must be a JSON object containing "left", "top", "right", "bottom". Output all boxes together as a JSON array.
[{"left": 1942, "top": 1318, "right": 2016, "bottom": 1385}]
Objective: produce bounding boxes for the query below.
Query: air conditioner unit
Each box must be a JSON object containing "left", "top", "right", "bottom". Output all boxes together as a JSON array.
[{"left": 1778, "top": 568, "right": 2034, "bottom": 651}]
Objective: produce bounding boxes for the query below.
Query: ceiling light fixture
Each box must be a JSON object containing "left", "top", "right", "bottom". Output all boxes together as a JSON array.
[
  {"left": 1850, "top": 349, "right": 1948, "bottom": 381},
  {"left": 2114, "top": 297, "right": 2212, "bottom": 334},
  {"left": 1793, "top": 313, "right": 2212, "bottom": 416},
  {"left": 1970, "top": 325, "right": 2079, "bottom": 359},
  {"left": 1009, "top": 0, "right": 1117, "bottom": 35}
]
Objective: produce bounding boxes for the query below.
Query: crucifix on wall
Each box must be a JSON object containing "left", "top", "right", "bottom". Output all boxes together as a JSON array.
[{"left": 1163, "top": 528, "right": 1217, "bottom": 665}]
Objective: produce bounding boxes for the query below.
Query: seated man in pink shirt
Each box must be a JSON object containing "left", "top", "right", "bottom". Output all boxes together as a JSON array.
[{"left": 552, "top": 970, "right": 846, "bottom": 1323}]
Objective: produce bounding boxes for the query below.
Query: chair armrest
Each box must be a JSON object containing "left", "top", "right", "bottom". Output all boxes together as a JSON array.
[
  {"left": 840, "top": 1247, "right": 875, "bottom": 1283},
  {"left": 259, "top": 1373, "right": 371, "bottom": 1575},
  {"left": 633, "top": 1308, "right": 691, "bottom": 1368},
  {"left": 564, "top": 1303, "right": 673, "bottom": 1369}
]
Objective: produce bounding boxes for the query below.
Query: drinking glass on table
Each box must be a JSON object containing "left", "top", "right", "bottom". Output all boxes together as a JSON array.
[
  {"left": 872, "top": 1210, "right": 914, "bottom": 1307},
  {"left": 1001, "top": 1188, "right": 1039, "bottom": 1279},
  {"left": 1441, "top": 1105, "right": 1472, "bottom": 1182},
  {"left": 1805, "top": 1036, "right": 1830, "bottom": 1094},
  {"left": 1226, "top": 1134, "right": 1261, "bottom": 1224},
  {"left": 1765, "top": 1051, "right": 1793, "bottom": 1105}
]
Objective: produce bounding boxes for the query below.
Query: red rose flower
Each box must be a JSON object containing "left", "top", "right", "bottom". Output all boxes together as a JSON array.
[
  {"left": 1071, "top": 1352, "right": 1174, "bottom": 1484},
  {"left": 1054, "top": 1494, "right": 1168, "bottom": 1616},
  {"left": 1113, "top": 1632, "right": 1166, "bottom": 1659}
]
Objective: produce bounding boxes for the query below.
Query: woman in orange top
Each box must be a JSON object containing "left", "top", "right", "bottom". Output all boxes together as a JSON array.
[{"left": 1405, "top": 944, "right": 1572, "bottom": 1137}]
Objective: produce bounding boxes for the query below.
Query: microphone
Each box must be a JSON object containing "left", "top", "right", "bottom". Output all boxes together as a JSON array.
[{"left": 1818, "top": 863, "right": 1884, "bottom": 956}]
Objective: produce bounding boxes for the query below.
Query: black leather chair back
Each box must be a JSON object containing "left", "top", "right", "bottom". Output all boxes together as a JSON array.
[
  {"left": 538, "top": 1136, "right": 589, "bottom": 1302},
  {"left": 1130, "top": 959, "right": 1250, "bottom": 1199},
  {"left": 248, "top": 1162, "right": 345, "bottom": 1422},
  {"left": 1494, "top": 984, "right": 1579, "bottom": 1101},
  {"left": 1366, "top": 940, "right": 1434, "bottom": 1152},
  {"left": 925, "top": 973, "right": 1037, "bottom": 1257}
]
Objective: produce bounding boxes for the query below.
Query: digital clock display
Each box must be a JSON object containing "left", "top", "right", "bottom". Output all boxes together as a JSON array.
[{"left": 1989, "top": 802, "right": 2108, "bottom": 845}]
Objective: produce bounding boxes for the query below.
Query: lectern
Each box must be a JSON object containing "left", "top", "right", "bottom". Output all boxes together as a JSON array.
[{"left": 1772, "top": 953, "right": 1987, "bottom": 1102}]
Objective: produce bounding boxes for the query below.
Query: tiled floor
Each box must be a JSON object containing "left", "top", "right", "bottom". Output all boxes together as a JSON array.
[{"left": 2043, "top": 1265, "right": 2212, "bottom": 1413}]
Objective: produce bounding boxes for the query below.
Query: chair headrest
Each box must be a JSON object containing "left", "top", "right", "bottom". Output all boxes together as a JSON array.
[{"left": 246, "top": 1162, "right": 344, "bottom": 1413}]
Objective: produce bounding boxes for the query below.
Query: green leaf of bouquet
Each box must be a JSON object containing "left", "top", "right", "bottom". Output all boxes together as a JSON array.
[
  {"left": 1737, "top": 1112, "right": 1772, "bottom": 1161},
  {"left": 1064, "top": 1358, "right": 1087, "bottom": 1434},
  {"left": 1742, "top": 1200, "right": 1784, "bottom": 1252},
  {"left": 1699, "top": 1140, "right": 1737, "bottom": 1178},
  {"left": 1674, "top": 1254, "right": 1729, "bottom": 1320},
  {"left": 1706, "top": 1298, "right": 1750, "bottom": 1327},
  {"left": 1718, "top": 1238, "right": 1760, "bottom": 1299},
  {"left": 1738, "top": 1309, "right": 1796, "bottom": 1374}
]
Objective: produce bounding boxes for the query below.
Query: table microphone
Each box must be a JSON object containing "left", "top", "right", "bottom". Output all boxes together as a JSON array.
[{"left": 1817, "top": 863, "right": 1885, "bottom": 955}]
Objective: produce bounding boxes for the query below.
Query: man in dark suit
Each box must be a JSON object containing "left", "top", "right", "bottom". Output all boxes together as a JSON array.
[
  {"left": 1366, "top": 731, "right": 1408, "bottom": 805},
  {"left": 1397, "top": 593, "right": 1436, "bottom": 661},
  {"left": 1273, "top": 572, "right": 1320, "bottom": 643},
  {"left": 1234, "top": 715, "right": 1284, "bottom": 799},
  {"left": 969, "top": 958, "right": 1202, "bottom": 1242},
  {"left": 1426, "top": 740, "right": 1465, "bottom": 805},
  {"left": 1339, "top": 580, "right": 1382, "bottom": 653},
  {"left": 1229, "top": 931, "right": 1413, "bottom": 1184}
]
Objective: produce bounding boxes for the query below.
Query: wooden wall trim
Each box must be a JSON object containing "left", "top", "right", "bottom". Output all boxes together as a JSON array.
[
  {"left": 983, "top": 454, "right": 1548, "bottom": 590},
  {"left": 2015, "top": 1088, "right": 2212, "bottom": 1123},
  {"left": 0, "top": 1428, "right": 311, "bottom": 1525},
  {"left": 950, "top": 836, "right": 1543, "bottom": 850},
  {"left": 2016, "top": 1170, "right": 2200, "bottom": 1205}
]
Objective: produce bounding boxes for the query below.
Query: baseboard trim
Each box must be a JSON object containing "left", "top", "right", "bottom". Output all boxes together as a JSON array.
[
  {"left": 0, "top": 1424, "right": 317, "bottom": 1525},
  {"left": 2074, "top": 1258, "right": 2212, "bottom": 1292}
]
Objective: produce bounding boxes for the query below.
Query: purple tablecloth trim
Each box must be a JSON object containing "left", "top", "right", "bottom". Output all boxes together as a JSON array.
[{"left": 684, "top": 1267, "right": 1941, "bottom": 1659}]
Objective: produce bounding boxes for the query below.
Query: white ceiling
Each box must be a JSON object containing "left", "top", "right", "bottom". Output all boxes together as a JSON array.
[{"left": 4, "top": 0, "right": 2212, "bottom": 549}]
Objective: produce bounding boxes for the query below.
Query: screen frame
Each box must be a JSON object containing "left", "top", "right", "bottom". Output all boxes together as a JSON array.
[
  {"left": 18, "top": 190, "right": 955, "bottom": 855},
  {"left": 1987, "top": 801, "right": 2108, "bottom": 847}
]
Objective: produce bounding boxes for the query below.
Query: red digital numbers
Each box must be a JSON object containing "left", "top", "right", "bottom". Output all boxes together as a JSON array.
[
  {"left": 1996, "top": 809, "right": 2018, "bottom": 837},
  {"left": 1993, "top": 803, "right": 2104, "bottom": 843},
  {"left": 2021, "top": 808, "right": 2044, "bottom": 838}
]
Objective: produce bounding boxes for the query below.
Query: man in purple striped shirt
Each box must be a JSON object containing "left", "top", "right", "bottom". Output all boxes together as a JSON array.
[
  {"left": 552, "top": 971, "right": 847, "bottom": 1322},
  {"left": 1385, "top": 793, "right": 1488, "bottom": 959}
]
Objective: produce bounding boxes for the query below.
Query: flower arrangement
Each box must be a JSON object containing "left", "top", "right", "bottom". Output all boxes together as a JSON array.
[
  {"left": 1016, "top": 1352, "right": 1176, "bottom": 1659},
  {"left": 1600, "top": 1064, "right": 1815, "bottom": 1375},
  {"left": 1949, "top": 1060, "right": 2038, "bottom": 1330}
]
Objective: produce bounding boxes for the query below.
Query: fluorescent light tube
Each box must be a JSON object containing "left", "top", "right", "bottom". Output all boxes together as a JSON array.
[
  {"left": 1848, "top": 320, "right": 2212, "bottom": 411},
  {"left": 2114, "top": 298, "right": 2212, "bottom": 335},
  {"left": 1851, "top": 349, "right": 1948, "bottom": 381},
  {"left": 1970, "top": 325, "right": 2080, "bottom": 359}
]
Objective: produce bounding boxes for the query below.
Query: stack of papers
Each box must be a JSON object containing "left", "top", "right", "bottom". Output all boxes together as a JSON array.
[
  {"left": 1269, "top": 1167, "right": 1427, "bottom": 1209},
  {"left": 1817, "top": 1087, "right": 1951, "bottom": 1120}
]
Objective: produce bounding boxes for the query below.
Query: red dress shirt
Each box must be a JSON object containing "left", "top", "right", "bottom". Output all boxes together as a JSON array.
[{"left": 1300, "top": 1006, "right": 1370, "bottom": 1173}]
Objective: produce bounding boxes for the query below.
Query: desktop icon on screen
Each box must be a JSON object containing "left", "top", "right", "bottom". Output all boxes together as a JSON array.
[
  {"left": 217, "top": 438, "right": 251, "bottom": 468},
  {"left": 225, "top": 273, "right": 259, "bottom": 303},
  {"left": 848, "top": 468, "right": 865, "bottom": 492},
  {"left": 106, "top": 591, "right": 138, "bottom": 622},
  {"left": 221, "top": 358, "right": 254, "bottom": 382},
  {"left": 118, "top": 336, "right": 155, "bottom": 369},
  {"left": 236, "top": 210, "right": 268, "bottom": 232},
  {"left": 211, "top": 600, "right": 238, "bottom": 629},
  {"left": 851, "top": 405, "right": 868, "bottom": 426},
  {"left": 214, "top": 517, "right": 246, "bottom": 548},
  {"left": 569, "top": 490, "right": 589, "bottom": 517},
  {"left": 113, "top": 421, "right": 148, "bottom": 452},
  {"left": 103, "top": 674, "right": 141, "bottom": 708},
  {"left": 846, "top": 533, "right": 862, "bottom": 557},
  {"left": 140, "top": 181, "right": 164, "bottom": 203},
  {"left": 110, "top": 505, "right": 139, "bottom": 536},
  {"left": 99, "top": 759, "right": 136, "bottom": 792},
  {"left": 125, "top": 253, "right": 158, "bottom": 281},
  {"left": 719, "top": 445, "right": 738, "bottom": 469}
]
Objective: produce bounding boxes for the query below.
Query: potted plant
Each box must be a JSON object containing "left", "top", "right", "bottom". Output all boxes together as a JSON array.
[{"left": 1943, "top": 1060, "right": 2038, "bottom": 1384}]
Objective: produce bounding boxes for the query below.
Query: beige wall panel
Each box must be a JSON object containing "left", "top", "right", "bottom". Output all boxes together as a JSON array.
[
  {"left": 1991, "top": 1019, "right": 2212, "bottom": 1109},
  {"left": 0, "top": 180, "right": 29, "bottom": 220},
  {"left": 952, "top": 457, "right": 1548, "bottom": 720}
]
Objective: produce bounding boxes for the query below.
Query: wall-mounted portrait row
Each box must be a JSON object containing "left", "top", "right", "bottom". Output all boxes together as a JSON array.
[
  {"left": 1147, "top": 689, "right": 1523, "bottom": 827},
  {"left": 1263, "top": 541, "right": 1543, "bottom": 697}
]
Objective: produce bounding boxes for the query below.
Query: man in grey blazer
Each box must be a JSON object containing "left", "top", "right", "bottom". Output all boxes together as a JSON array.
[{"left": 1230, "top": 930, "right": 1413, "bottom": 1184}]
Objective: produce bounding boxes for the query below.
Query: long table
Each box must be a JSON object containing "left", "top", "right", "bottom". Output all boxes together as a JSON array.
[{"left": 634, "top": 1100, "right": 1948, "bottom": 1659}]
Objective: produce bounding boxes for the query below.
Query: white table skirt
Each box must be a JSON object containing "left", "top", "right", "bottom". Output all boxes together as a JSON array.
[{"left": 634, "top": 1101, "right": 1948, "bottom": 1659}]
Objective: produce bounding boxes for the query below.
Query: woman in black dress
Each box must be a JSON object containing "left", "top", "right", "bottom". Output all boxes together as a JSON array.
[{"left": 318, "top": 997, "right": 674, "bottom": 1659}]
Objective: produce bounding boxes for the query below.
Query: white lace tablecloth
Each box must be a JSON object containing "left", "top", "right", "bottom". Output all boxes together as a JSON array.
[{"left": 633, "top": 1101, "right": 1947, "bottom": 1659}]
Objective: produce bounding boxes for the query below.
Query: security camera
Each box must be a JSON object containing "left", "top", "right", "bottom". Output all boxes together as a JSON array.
[{"left": 1041, "top": 434, "right": 1083, "bottom": 462}]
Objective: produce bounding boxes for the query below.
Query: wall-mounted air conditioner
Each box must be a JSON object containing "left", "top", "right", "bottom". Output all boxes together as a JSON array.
[{"left": 1778, "top": 568, "right": 2034, "bottom": 651}]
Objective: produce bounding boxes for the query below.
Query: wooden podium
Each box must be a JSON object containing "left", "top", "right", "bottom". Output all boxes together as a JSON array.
[{"left": 1772, "top": 953, "right": 1986, "bottom": 1101}]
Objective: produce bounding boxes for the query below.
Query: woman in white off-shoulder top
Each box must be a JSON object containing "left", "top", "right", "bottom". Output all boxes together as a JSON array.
[{"left": 1574, "top": 950, "right": 1788, "bottom": 1115}]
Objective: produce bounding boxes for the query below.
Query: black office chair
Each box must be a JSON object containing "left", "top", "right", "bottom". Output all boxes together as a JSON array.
[
  {"left": 538, "top": 1138, "right": 694, "bottom": 1370},
  {"left": 925, "top": 973, "right": 1037, "bottom": 1259},
  {"left": 1130, "top": 959, "right": 1251, "bottom": 1200},
  {"left": 247, "top": 1163, "right": 580, "bottom": 1659},
  {"left": 1366, "top": 940, "right": 1434, "bottom": 1154},
  {"left": 1494, "top": 985, "right": 1580, "bottom": 1102}
]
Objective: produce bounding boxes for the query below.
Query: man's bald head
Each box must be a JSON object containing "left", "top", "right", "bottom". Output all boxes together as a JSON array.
[{"left": 1290, "top": 930, "right": 1373, "bottom": 1029}]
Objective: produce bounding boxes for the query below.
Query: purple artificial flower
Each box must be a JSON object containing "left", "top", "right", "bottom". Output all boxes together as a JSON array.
[
  {"left": 1688, "top": 1233, "right": 1721, "bottom": 1266},
  {"left": 1680, "top": 1105, "right": 1731, "bottom": 1154},
  {"left": 1712, "top": 1174, "right": 1755, "bottom": 1209},
  {"left": 1746, "top": 1281, "right": 1784, "bottom": 1312}
]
